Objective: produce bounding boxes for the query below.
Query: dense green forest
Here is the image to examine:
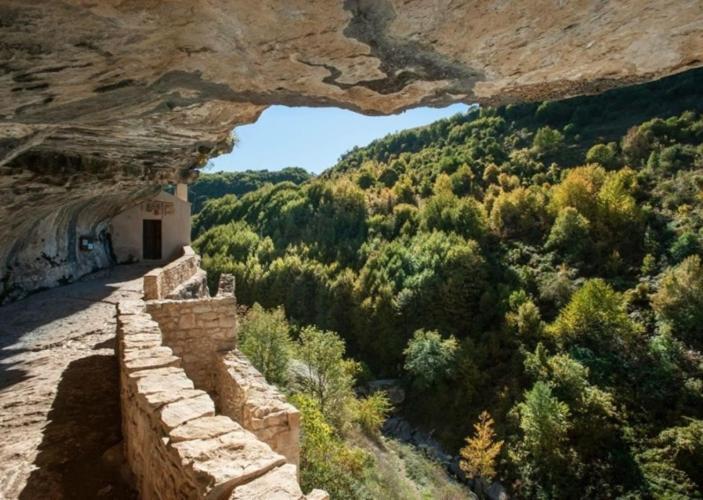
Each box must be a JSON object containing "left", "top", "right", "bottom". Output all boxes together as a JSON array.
[
  {"left": 188, "top": 166, "right": 312, "bottom": 212},
  {"left": 193, "top": 68, "right": 703, "bottom": 499}
]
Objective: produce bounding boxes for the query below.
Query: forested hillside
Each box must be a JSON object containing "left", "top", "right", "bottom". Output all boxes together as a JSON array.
[
  {"left": 188, "top": 166, "right": 312, "bottom": 212},
  {"left": 193, "top": 68, "right": 703, "bottom": 499}
]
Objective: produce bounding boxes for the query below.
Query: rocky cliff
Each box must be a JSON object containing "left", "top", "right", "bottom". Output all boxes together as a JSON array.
[{"left": 1, "top": 0, "right": 702, "bottom": 300}]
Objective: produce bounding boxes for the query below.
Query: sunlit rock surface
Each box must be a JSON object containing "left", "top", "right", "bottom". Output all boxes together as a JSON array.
[{"left": 1, "top": 0, "right": 702, "bottom": 300}]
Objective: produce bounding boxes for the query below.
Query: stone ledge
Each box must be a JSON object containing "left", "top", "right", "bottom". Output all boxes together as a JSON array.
[
  {"left": 143, "top": 246, "right": 200, "bottom": 300},
  {"left": 217, "top": 350, "right": 301, "bottom": 467},
  {"left": 116, "top": 273, "right": 323, "bottom": 499}
]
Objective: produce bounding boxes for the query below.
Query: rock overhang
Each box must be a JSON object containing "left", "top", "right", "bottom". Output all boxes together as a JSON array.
[{"left": 1, "top": 0, "right": 702, "bottom": 300}]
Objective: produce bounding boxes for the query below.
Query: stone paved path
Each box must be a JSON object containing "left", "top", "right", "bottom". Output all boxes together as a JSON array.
[{"left": 0, "top": 265, "right": 152, "bottom": 499}]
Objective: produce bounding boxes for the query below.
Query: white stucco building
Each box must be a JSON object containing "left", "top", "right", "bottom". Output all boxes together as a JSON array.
[{"left": 110, "top": 184, "right": 191, "bottom": 263}]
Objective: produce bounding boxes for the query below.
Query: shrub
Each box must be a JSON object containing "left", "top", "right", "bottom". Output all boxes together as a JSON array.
[
  {"left": 355, "top": 391, "right": 393, "bottom": 438},
  {"left": 290, "top": 394, "right": 373, "bottom": 498},
  {"left": 585, "top": 143, "right": 619, "bottom": 169}
]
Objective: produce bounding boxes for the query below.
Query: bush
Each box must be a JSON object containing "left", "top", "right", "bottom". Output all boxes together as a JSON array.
[
  {"left": 355, "top": 391, "right": 393, "bottom": 438},
  {"left": 290, "top": 394, "right": 373, "bottom": 498},
  {"left": 585, "top": 143, "right": 619, "bottom": 169}
]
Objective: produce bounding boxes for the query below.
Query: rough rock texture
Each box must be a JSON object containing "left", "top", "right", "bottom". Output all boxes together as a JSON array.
[
  {"left": 146, "top": 295, "right": 238, "bottom": 395},
  {"left": 166, "top": 269, "right": 209, "bottom": 300},
  {"left": 1, "top": 0, "right": 703, "bottom": 299}
]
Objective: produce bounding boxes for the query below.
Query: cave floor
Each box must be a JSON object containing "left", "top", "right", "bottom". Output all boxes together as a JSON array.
[{"left": 0, "top": 265, "right": 153, "bottom": 499}]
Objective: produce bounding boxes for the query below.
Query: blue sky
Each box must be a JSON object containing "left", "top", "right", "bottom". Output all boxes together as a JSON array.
[{"left": 207, "top": 103, "right": 470, "bottom": 175}]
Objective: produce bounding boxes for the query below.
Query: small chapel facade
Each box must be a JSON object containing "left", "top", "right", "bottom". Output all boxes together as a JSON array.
[{"left": 110, "top": 184, "right": 191, "bottom": 263}]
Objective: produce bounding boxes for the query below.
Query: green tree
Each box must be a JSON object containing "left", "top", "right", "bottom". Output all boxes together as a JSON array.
[
  {"left": 651, "top": 255, "right": 703, "bottom": 349},
  {"left": 549, "top": 165, "right": 605, "bottom": 221},
  {"left": 546, "top": 207, "right": 592, "bottom": 263},
  {"left": 517, "top": 381, "right": 571, "bottom": 464},
  {"left": 296, "top": 326, "right": 359, "bottom": 430},
  {"left": 239, "top": 304, "right": 294, "bottom": 386},
  {"left": 532, "top": 126, "right": 564, "bottom": 156},
  {"left": 403, "top": 329, "right": 458, "bottom": 389},
  {"left": 422, "top": 190, "right": 488, "bottom": 240},
  {"left": 548, "top": 279, "right": 640, "bottom": 352},
  {"left": 490, "top": 186, "right": 550, "bottom": 240},
  {"left": 669, "top": 231, "right": 700, "bottom": 262},
  {"left": 450, "top": 163, "right": 475, "bottom": 196},
  {"left": 507, "top": 299, "right": 544, "bottom": 340}
]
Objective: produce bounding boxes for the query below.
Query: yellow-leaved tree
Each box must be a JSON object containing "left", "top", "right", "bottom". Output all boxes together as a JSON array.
[{"left": 459, "top": 411, "right": 504, "bottom": 480}]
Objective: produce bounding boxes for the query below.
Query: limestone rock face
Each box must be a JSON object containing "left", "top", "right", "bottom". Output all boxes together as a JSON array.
[{"left": 1, "top": 0, "right": 702, "bottom": 300}]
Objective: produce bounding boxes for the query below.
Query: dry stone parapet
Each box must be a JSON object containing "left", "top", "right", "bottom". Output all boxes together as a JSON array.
[
  {"left": 144, "top": 247, "right": 203, "bottom": 300},
  {"left": 146, "top": 295, "right": 237, "bottom": 397},
  {"left": 116, "top": 256, "right": 319, "bottom": 498},
  {"left": 217, "top": 350, "right": 301, "bottom": 467}
]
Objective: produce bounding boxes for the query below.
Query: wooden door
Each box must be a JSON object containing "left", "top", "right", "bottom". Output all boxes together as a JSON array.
[{"left": 142, "top": 219, "right": 162, "bottom": 260}]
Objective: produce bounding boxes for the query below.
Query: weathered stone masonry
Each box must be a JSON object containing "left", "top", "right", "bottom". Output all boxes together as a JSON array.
[
  {"left": 143, "top": 246, "right": 203, "bottom": 301},
  {"left": 147, "top": 296, "right": 238, "bottom": 398},
  {"left": 218, "top": 350, "right": 301, "bottom": 467},
  {"left": 117, "top": 249, "right": 323, "bottom": 499}
]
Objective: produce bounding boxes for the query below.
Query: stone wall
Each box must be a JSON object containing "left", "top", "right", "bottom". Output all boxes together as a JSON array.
[
  {"left": 146, "top": 296, "right": 237, "bottom": 398},
  {"left": 143, "top": 246, "right": 201, "bottom": 300},
  {"left": 117, "top": 298, "right": 325, "bottom": 499},
  {"left": 217, "top": 350, "right": 301, "bottom": 467}
]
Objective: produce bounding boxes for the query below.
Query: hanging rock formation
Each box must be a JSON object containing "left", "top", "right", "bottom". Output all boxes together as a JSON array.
[{"left": 1, "top": 0, "right": 702, "bottom": 300}]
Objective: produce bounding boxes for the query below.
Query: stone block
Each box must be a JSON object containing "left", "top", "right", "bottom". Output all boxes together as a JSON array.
[
  {"left": 179, "top": 313, "right": 195, "bottom": 328},
  {"left": 134, "top": 369, "right": 194, "bottom": 394},
  {"left": 141, "top": 387, "right": 206, "bottom": 410},
  {"left": 159, "top": 393, "right": 216, "bottom": 431},
  {"left": 125, "top": 353, "right": 180, "bottom": 371},
  {"left": 229, "top": 464, "right": 303, "bottom": 499},
  {"left": 173, "top": 430, "right": 286, "bottom": 497},
  {"left": 123, "top": 346, "right": 174, "bottom": 361},
  {"left": 306, "top": 489, "right": 330, "bottom": 500},
  {"left": 171, "top": 416, "right": 241, "bottom": 443}
]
